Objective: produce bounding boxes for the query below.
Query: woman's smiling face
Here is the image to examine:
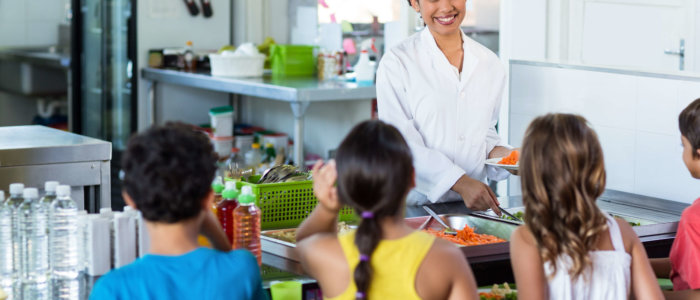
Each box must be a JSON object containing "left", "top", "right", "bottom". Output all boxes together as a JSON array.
[{"left": 411, "top": 0, "right": 466, "bottom": 37}]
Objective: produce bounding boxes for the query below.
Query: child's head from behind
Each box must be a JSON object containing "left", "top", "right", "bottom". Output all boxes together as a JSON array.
[
  {"left": 334, "top": 120, "right": 414, "bottom": 297},
  {"left": 679, "top": 98, "right": 700, "bottom": 178},
  {"left": 520, "top": 113, "right": 607, "bottom": 279},
  {"left": 122, "top": 122, "right": 217, "bottom": 223}
]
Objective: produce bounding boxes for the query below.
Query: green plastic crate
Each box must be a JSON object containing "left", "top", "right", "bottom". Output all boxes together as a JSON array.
[
  {"left": 270, "top": 45, "right": 316, "bottom": 76},
  {"left": 232, "top": 175, "right": 356, "bottom": 229}
]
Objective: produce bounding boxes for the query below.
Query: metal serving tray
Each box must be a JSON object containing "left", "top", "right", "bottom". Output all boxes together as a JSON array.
[
  {"left": 405, "top": 214, "right": 518, "bottom": 263},
  {"left": 262, "top": 214, "right": 519, "bottom": 263},
  {"left": 474, "top": 206, "right": 679, "bottom": 240}
]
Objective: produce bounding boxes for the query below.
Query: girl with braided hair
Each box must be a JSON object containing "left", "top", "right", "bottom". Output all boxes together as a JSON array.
[{"left": 296, "top": 120, "right": 478, "bottom": 300}]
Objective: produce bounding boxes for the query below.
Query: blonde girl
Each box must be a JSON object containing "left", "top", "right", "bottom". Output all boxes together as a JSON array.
[{"left": 510, "top": 114, "right": 663, "bottom": 300}]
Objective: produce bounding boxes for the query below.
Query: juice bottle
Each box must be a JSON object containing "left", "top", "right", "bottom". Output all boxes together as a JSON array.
[
  {"left": 211, "top": 176, "right": 225, "bottom": 214},
  {"left": 216, "top": 181, "right": 239, "bottom": 246},
  {"left": 233, "top": 186, "right": 261, "bottom": 265},
  {"left": 199, "top": 176, "right": 225, "bottom": 247}
]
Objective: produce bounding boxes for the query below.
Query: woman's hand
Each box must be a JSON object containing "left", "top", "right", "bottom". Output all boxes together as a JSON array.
[
  {"left": 312, "top": 159, "right": 341, "bottom": 214},
  {"left": 451, "top": 175, "right": 500, "bottom": 215}
]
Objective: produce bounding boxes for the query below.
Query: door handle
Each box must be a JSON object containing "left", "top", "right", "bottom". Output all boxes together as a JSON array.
[{"left": 664, "top": 39, "right": 685, "bottom": 71}]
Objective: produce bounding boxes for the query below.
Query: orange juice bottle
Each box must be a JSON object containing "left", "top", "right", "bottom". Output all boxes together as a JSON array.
[
  {"left": 233, "top": 186, "right": 261, "bottom": 265},
  {"left": 198, "top": 176, "right": 225, "bottom": 247}
]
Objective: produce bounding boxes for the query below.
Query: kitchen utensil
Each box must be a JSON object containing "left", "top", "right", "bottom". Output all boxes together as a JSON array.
[
  {"left": 183, "top": 0, "right": 199, "bottom": 16},
  {"left": 422, "top": 206, "right": 457, "bottom": 235},
  {"left": 200, "top": 0, "right": 212, "bottom": 18}
]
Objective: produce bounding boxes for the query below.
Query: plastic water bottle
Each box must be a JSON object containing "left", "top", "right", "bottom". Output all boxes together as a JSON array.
[
  {"left": 0, "top": 190, "right": 14, "bottom": 300},
  {"left": 40, "top": 181, "right": 59, "bottom": 220},
  {"left": 233, "top": 186, "right": 261, "bottom": 265},
  {"left": 50, "top": 185, "right": 80, "bottom": 300},
  {"left": 6, "top": 183, "right": 24, "bottom": 297},
  {"left": 19, "top": 187, "right": 49, "bottom": 299},
  {"left": 217, "top": 181, "right": 239, "bottom": 245}
]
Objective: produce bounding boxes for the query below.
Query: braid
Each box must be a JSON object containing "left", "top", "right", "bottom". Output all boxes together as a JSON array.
[{"left": 353, "top": 217, "right": 382, "bottom": 299}]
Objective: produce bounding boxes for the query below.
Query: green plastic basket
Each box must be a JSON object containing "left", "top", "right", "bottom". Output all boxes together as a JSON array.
[
  {"left": 270, "top": 45, "right": 316, "bottom": 76},
  {"left": 233, "top": 175, "right": 356, "bottom": 229}
]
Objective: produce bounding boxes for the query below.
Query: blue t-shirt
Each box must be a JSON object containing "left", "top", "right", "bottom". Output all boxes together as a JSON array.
[{"left": 90, "top": 248, "right": 267, "bottom": 300}]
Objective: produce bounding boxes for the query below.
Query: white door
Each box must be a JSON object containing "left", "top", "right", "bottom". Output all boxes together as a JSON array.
[{"left": 568, "top": 0, "right": 694, "bottom": 72}]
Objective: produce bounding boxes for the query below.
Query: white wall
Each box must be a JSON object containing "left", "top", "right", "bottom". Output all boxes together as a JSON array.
[
  {"left": 239, "top": 98, "right": 372, "bottom": 159},
  {"left": 136, "top": 0, "right": 232, "bottom": 129},
  {"left": 0, "top": 0, "right": 69, "bottom": 47},
  {"left": 0, "top": 0, "right": 70, "bottom": 126},
  {"left": 508, "top": 62, "right": 700, "bottom": 203}
]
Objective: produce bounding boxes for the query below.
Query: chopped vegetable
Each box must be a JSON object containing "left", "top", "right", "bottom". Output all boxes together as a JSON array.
[
  {"left": 500, "top": 211, "right": 524, "bottom": 222},
  {"left": 497, "top": 150, "right": 519, "bottom": 165},
  {"left": 480, "top": 283, "right": 517, "bottom": 300},
  {"left": 610, "top": 214, "right": 641, "bottom": 227},
  {"left": 425, "top": 225, "right": 505, "bottom": 246}
]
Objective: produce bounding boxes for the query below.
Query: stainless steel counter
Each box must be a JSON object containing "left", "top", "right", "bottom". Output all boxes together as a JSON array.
[
  {"left": 141, "top": 68, "right": 377, "bottom": 166},
  {"left": 0, "top": 46, "right": 70, "bottom": 69},
  {"left": 0, "top": 125, "right": 111, "bottom": 212}
]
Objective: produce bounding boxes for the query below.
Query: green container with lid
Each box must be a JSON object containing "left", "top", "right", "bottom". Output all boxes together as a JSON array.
[{"left": 270, "top": 45, "right": 316, "bottom": 76}]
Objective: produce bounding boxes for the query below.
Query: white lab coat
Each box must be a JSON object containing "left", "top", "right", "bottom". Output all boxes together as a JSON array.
[{"left": 377, "top": 28, "right": 509, "bottom": 205}]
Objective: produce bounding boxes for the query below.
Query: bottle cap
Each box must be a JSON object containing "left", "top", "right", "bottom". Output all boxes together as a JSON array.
[
  {"left": 45, "top": 181, "right": 59, "bottom": 192},
  {"left": 186, "top": 40, "right": 193, "bottom": 46},
  {"left": 56, "top": 185, "right": 71, "bottom": 197},
  {"left": 23, "top": 188, "right": 38, "bottom": 199},
  {"left": 222, "top": 181, "right": 240, "bottom": 199},
  {"left": 238, "top": 186, "right": 256, "bottom": 204},
  {"left": 212, "top": 176, "right": 225, "bottom": 194},
  {"left": 252, "top": 143, "right": 260, "bottom": 149},
  {"left": 9, "top": 183, "right": 24, "bottom": 195}
]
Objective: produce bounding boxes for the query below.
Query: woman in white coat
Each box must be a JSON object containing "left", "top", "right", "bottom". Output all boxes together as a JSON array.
[{"left": 377, "top": 0, "right": 514, "bottom": 212}]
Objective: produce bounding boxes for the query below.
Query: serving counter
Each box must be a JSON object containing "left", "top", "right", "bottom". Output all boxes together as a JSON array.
[{"left": 262, "top": 189, "right": 685, "bottom": 287}]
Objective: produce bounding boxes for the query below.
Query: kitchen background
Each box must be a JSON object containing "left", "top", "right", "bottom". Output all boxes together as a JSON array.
[{"left": 1, "top": 0, "right": 699, "bottom": 207}]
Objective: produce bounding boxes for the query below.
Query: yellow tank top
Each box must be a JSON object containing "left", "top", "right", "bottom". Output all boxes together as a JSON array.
[{"left": 326, "top": 230, "right": 436, "bottom": 300}]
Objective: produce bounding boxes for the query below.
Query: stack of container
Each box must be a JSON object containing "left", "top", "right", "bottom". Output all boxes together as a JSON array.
[{"left": 209, "top": 106, "right": 235, "bottom": 162}]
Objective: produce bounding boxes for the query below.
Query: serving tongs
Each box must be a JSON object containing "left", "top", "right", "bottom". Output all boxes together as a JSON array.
[
  {"left": 422, "top": 206, "right": 457, "bottom": 235},
  {"left": 498, "top": 206, "right": 521, "bottom": 223}
]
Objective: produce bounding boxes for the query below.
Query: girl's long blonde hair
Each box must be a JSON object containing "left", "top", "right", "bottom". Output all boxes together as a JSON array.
[{"left": 520, "top": 114, "right": 608, "bottom": 280}]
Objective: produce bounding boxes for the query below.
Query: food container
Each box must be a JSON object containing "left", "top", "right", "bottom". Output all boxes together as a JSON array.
[
  {"left": 270, "top": 45, "right": 316, "bottom": 76},
  {"left": 235, "top": 134, "right": 254, "bottom": 153},
  {"left": 262, "top": 133, "right": 289, "bottom": 157},
  {"left": 211, "top": 136, "right": 233, "bottom": 158},
  {"left": 405, "top": 214, "right": 518, "bottom": 263},
  {"left": 209, "top": 53, "right": 265, "bottom": 77},
  {"left": 209, "top": 106, "right": 234, "bottom": 137}
]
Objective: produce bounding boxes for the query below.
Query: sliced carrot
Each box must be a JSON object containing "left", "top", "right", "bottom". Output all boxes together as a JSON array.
[
  {"left": 425, "top": 225, "right": 505, "bottom": 246},
  {"left": 497, "top": 150, "right": 519, "bottom": 165}
]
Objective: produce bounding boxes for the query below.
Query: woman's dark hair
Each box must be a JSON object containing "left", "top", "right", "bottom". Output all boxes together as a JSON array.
[
  {"left": 335, "top": 120, "right": 414, "bottom": 299},
  {"left": 122, "top": 122, "right": 217, "bottom": 223},
  {"left": 679, "top": 98, "right": 700, "bottom": 158}
]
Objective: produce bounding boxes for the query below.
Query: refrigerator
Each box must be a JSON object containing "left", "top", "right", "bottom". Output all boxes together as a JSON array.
[{"left": 71, "top": 0, "right": 137, "bottom": 209}]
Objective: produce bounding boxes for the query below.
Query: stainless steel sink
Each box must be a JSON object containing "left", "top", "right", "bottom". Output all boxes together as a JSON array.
[{"left": 0, "top": 46, "right": 69, "bottom": 96}]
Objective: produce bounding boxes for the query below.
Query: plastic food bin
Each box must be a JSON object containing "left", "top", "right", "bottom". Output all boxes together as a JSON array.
[
  {"left": 209, "top": 53, "right": 265, "bottom": 77},
  {"left": 270, "top": 45, "right": 316, "bottom": 76}
]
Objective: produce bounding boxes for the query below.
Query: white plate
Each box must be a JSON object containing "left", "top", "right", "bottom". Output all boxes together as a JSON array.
[{"left": 485, "top": 157, "right": 519, "bottom": 171}]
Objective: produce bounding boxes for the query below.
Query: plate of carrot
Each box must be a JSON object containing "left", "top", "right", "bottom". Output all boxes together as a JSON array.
[{"left": 485, "top": 150, "right": 519, "bottom": 171}]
